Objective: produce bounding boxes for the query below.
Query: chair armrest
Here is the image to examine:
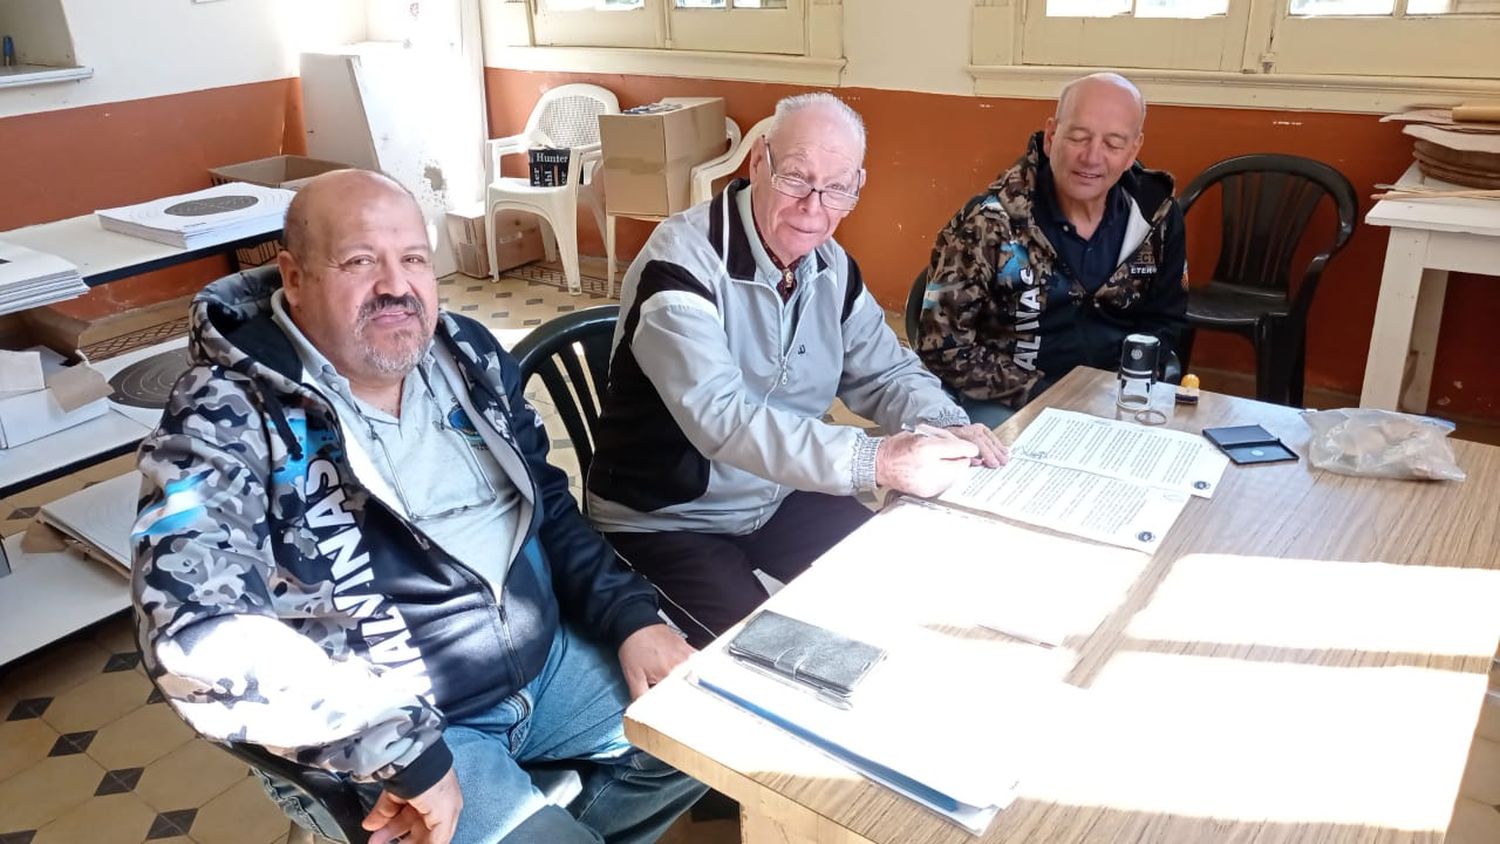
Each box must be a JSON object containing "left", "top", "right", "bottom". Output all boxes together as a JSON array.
[
  {"left": 691, "top": 139, "right": 756, "bottom": 205},
  {"left": 486, "top": 131, "right": 543, "bottom": 183},
  {"left": 569, "top": 142, "right": 603, "bottom": 187}
]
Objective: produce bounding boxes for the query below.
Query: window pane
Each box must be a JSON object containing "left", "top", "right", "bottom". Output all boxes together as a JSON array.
[
  {"left": 674, "top": 0, "right": 789, "bottom": 6},
  {"left": 1288, "top": 0, "right": 1395, "bottom": 15},
  {"left": 1407, "top": 0, "right": 1500, "bottom": 13},
  {"left": 1135, "top": 0, "right": 1228, "bottom": 17},
  {"left": 540, "top": 0, "right": 642, "bottom": 9},
  {"left": 1046, "top": 0, "right": 1131, "bottom": 16}
]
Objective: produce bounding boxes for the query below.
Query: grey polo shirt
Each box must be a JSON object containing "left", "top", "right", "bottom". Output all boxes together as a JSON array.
[{"left": 271, "top": 291, "right": 521, "bottom": 593}]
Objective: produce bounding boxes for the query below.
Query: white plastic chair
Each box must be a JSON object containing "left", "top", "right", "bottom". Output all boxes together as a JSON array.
[
  {"left": 604, "top": 116, "right": 747, "bottom": 296},
  {"left": 689, "top": 115, "right": 773, "bottom": 206},
  {"left": 485, "top": 83, "right": 619, "bottom": 295}
]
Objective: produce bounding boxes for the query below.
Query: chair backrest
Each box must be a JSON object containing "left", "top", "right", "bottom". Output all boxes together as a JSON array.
[
  {"left": 526, "top": 83, "right": 620, "bottom": 149},
  {"left": 904, "top": 267, "right": 928, "bottom": 346},
  {"left": 1178, "top": 154, "right": 1358, "bottom": 303},
  {"left": 510, "top": 306, "right": 620, "bottom": 483}
]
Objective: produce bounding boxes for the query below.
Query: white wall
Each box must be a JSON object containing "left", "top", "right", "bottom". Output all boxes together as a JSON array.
[
  {"left": 841, "top": 0, "right": 972, "bottom": 96},
  {"left": 0, "top": 0, "right": 366, "bottom": 119}
]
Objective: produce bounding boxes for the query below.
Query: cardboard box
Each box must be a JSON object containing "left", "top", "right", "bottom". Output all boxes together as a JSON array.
[
  {"left": 208, "top": 155, "right": 351, "bottom": 266},
  {"left": 446, "top": 205, "right": 546, "bottom": 279},
  {"left": 208, "top": 155, "right": 351, "bottom": 191},
  {"left": 0, "top": 326, "right": 113, "bottom": 448},
  {"left": 599, "top": 97, "right": 728, "bottom": 217}
]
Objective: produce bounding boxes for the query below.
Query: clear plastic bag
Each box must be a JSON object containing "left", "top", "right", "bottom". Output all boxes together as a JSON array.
[{"left": 1300, "top": 408, "right": 1465, "bottom": 482}]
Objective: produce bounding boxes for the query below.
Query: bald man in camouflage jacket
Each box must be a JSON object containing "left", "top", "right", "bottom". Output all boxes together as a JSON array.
[{"left": 916, "top": 73, "right": 1187, "bottom": 425}]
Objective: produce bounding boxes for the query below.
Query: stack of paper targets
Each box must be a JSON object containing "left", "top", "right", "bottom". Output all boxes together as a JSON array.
[{"left": 1382, "top": 106, "right": 1500, "bottom": 189}]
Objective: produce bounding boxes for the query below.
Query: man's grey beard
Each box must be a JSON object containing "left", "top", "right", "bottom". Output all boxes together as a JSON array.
[{"left": 356, "top": 295, "right": 431, "bottom": 375}]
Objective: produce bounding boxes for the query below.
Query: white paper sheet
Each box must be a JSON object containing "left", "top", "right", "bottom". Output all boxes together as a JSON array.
[
  {"left": 690, "top": 640, "right": 1062, "bottom": 834},
  {"left": 936, "top": 409, "right": 1219, "bottom": 553},
  {"left": 1011, "top": 408, "right": 1228, "bottom": 498}
]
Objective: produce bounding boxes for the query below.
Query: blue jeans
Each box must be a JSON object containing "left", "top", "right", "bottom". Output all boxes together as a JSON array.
[
  {"left": 445, "top": 623, "right": 706, "bottom": 844},
  {"left": 260, "top": 623, "right": 703, "bottom": 843}
]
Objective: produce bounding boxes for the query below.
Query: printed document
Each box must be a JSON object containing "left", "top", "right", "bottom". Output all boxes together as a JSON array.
[{"left": 939, "top": 409, "right": 1227, "bottom": 553}]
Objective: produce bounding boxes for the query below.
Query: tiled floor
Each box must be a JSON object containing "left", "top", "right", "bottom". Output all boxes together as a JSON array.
[{"left": 0, "top": 260, "right": 743, "bottom": 844}]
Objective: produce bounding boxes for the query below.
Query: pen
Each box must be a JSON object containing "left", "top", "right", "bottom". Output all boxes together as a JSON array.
[{"left": 903, "top": 422, "right": 960, "bottom": 440}]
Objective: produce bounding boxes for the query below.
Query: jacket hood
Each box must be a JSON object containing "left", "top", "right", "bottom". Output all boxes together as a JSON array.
[{"left": 188, "top": 266, "right": 306, "bottom": 397}]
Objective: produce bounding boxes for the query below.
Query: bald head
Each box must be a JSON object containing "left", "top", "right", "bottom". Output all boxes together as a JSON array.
[
  {"left": 281, "top": 169, "right": 421, "bottom": 264},
  {"left": 275, "top": 168, "right": 438, "bottom": 392},
  {"left": 1055, "top": 72, "right": 1146, "bottom": 136}
]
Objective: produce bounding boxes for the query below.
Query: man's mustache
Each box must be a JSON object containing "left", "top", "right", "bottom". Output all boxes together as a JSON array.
[{"left": 357, "top": 294, "right": 426, "bottom": 326}]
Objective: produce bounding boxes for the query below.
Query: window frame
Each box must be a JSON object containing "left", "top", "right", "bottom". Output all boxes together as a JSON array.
[
  {"left": 528, "top": 0, "right": 809, "bottom": 55},
  {"left": 984, "top": 0, "right": 1500, "bottom": 88}
]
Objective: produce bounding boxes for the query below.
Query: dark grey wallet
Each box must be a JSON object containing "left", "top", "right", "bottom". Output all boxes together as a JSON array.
[{"left": 726, "top": 610, "right": 885, "bottom": 700}]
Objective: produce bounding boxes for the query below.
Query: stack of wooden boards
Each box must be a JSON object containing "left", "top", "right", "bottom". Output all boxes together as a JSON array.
[{"left": 1383, "top": 105, "right": 1500, "bottom": 191}]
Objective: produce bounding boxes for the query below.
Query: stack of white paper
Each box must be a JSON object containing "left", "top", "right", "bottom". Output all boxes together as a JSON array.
[
  {"left": 37, "top": 471, "right": 141, "bottom": 575},
  {"left": 95, "top": 182, "right": 293, "bottom": 250},
  {"left": 0, "top": 240, "right": 87, "bottom": 316},
  {"left": 691, "top": 636, "right": 1075, "bottom": 833}
]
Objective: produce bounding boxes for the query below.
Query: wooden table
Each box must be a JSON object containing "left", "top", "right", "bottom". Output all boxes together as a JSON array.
[
  {"left": 1360, "top": 163, "right": 1500, "bottom": 413},
  {"left": 626, "top": 366, "right": 1500, "bottom": 843}
]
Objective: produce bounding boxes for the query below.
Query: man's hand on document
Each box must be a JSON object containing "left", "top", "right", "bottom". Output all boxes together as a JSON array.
[
  {"left": 876, "top": 431, "right": 978, "bottom": 498},
  {"left": 943, "top": 423, "right": 1008, "bottom": 468}
]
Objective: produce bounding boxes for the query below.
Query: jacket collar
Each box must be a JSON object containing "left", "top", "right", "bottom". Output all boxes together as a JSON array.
[{"left": 708, "top": 178, "right": 829, "bottom": 282}]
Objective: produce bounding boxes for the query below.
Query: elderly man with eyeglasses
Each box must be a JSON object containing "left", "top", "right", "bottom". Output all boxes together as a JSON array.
[
  {"left": 588, "top": 93, "right": 1005, "bottom": 648},
  {"left": 132, "top": 169, "right": 706, "bottom": 844}
]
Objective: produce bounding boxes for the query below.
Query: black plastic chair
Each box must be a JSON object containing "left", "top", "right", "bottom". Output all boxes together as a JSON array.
[
  {"left": 510, "top": 305, "right": 620, "bottom": 482},
  {"left": 1177, "top": 154, "right": 1358, "bottom": 407},
  {"left": 904, "top": 268, "right": 928, "bottom": 347},
  {"left": 228, "top": 742, "right": 372, "bottom": 843}
]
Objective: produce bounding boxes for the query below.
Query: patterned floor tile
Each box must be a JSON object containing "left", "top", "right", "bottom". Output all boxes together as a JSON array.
[
  {"left": 190, "top": 777, "right": 291, "bottom": 844},
  {"left": 40, "top": 669, "right": 151, "bottom": 735},
  {"left": 101, "top": 652, "right": 140, "bottom": 673},
  {"left": 0, "top": 753, "right": 105, "bottom": 832},
  {"left": 134, "top": 740, "right": 251, "bottom": 813},
  {"left": 145, "top": 808, "right": 197, "bottom": 839},
  {"left": 47, "top": 731, "right": 96, "bottom": 757},
  {"left": 86, "top": 702, "right": 195, "bottom": 771},
  {"left": 5, "top": 698, "right": 50, "bottom": 722},
  {"left": 32, "top": 791, "right": 156, "bottom": 844},
  {"left": 0, "top": 718, "right": 57, "bottom": 784},
  {"left": 93, "top": 766, "right": 144, "bottom": 796}
]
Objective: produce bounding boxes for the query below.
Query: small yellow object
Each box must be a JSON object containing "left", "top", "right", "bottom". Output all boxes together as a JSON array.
[{"left": 1176, "top": 373, "right": 1201, "bottom": 405}]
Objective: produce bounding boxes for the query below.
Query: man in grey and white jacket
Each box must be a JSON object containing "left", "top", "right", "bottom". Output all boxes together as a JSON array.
[{"left": 588, "top": 93, "right": 1007, "bottom": 647}]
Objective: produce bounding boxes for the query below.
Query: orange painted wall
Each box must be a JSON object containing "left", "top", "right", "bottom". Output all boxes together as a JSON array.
[
  {"left": 486, "top": 68, "right": 1500, "bottom": 419},
  {"left": 0, "top": 78, "right": 306, "bottom": 321}
]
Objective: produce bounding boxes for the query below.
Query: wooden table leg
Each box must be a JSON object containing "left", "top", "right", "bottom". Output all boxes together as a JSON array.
[
  {"left": 1360, "top": 228, "right": 1431, "bottom": 411},
  {"left": 1401, "top": 266, "right": 1450, "bottom": 413}
]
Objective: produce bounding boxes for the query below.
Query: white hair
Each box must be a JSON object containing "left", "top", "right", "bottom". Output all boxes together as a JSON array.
[{"left": 769, "top": 92, "right": 867, "bottom": 159}]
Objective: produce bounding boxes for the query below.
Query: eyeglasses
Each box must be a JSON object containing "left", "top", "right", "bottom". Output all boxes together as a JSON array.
[{"left": 764, "top": 145, "right": 861, "bottom": 212}]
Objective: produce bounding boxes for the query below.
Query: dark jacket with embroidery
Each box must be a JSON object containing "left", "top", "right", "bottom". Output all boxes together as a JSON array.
[
  {"left": 131, "top": 267, "right": 660, "bottom": 798},
  {"left": 917, "top": 132, "right": 1188, "bottom": 407}
]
